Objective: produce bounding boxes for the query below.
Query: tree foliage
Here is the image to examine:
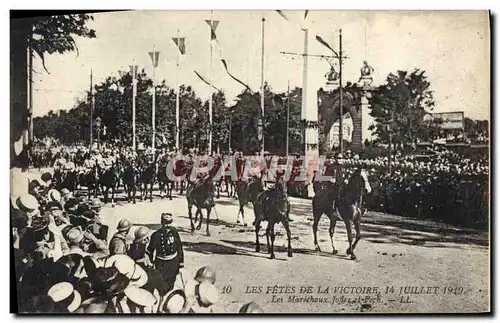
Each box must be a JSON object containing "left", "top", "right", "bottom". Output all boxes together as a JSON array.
[
  {"left": 368, "top": 69, "right": 437, "bottom": 146},
  {"left": 30, "top": 14, "right": 97, "bottom": 72}
]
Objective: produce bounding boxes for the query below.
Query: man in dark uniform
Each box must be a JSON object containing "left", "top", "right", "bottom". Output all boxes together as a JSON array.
[{"left": 147, "top": 213, "right": 184, "bottom": 293}]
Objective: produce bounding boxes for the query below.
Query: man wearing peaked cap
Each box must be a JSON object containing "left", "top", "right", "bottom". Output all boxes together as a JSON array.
[
  {"left": 109, "top": 219, "right": 132, "bottom": 256},
  {"left": 147, "top": 212, "right": 184, "bottom": 294}
]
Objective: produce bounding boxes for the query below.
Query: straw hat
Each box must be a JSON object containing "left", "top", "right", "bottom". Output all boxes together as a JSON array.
[
  {"left": 124, "top": 286, "right": 156, "bottom": 308},
  {"left": 161, "top": 289, "right": 187, "bottom": 313},
  {"left": 239, "top": 301, "right": 264, "bottom": 313},
  {"left": 16, "top": 194, "right": 39, "bottom": 213},
  {"left": 48, "top": 189, "right": 61, "bottom": 203},
  {"left": 105, "top": 254, "right": 148, "bottom": 287},
  {"left": 47, "top": 282, "right": 82, "bottom": 313},
  {"left": 196, "top": 281, "right": 218, "bottom": 307}
]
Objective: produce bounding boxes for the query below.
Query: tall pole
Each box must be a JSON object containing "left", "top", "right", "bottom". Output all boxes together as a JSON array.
[
  {"left": 28, "top": 30, "right": 33, "bottom": 143},
  {"left": 131, "top": 66, "right": 137, "bottom": 151},
  {"left": 260, "top": 17, "right": 266, "bottom": 156},
  {"left": 89, "top": 69, "right": 93, "bottom": 149},
  {"left": 151, "top": 45, "right": 157, "bottom": 155},
  {"left": 208, "top": 29, "right": 213, "bottom": 154},
  {"left": 301, "top": 28, "right": 308, "bottom": 154},
  {"left": 388, "top": 110, "right": 394, "bottom": 175},
  {"left": 286, "top": 80, "right": 290, "bottom": 156},
  {"left": 229, "top": 109, "right": 232, "bottom": 152},
  {"left": 339, "top": 29, "right": 344, "bottom": 154},
  {"left": 176, "top": 30, "right": 181, "bottom": 150}
]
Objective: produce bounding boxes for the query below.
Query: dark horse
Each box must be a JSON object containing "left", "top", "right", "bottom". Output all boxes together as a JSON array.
[
  {"left": 97, "top": 164, "right": 120, "bottom": 207},
  {"left": 122, "top": 160, "right": 140, "bottom": 204},
  {"left": 139, "top": 154, "right": 157, "bottom": 202},
  {"left": 54, "top": 169, "right": 79, "bottom": 192},
  {"left": 157, "top": 156, "right": 174, "bottom": 200},
  {"left": 186, "top": 173, "right": 216, "bottom": 236},
  {"left": 235, "top": 174, "right": 264, "bottom": 226},
  {"left": 312, "top": 168, "right": 372, "bottom": 260},
  {"left": 253, "top": 176, "right": 292, "bottom": 259}
]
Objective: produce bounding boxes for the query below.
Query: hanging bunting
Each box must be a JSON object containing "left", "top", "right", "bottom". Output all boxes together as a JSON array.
[
  {"left": 276, "top": 10, "right": 289, "bottom": 21},
  {"left": 205, "top": 20, "right": 220, "bottom": 41},
  {"left": 315, "top": 35, "right": 339, "bottom": 56},
  {"left": 194, "top": 71, "right": 221, "bottom": 92},
  {"left": 220, "top": 59, "right": 252, "bottom": 92},
  {"left": 172, "top": 37, "right": 186, "bottom": 55},
  {"left": 148, "top": 51, "right": 160, "bottom": 68}
]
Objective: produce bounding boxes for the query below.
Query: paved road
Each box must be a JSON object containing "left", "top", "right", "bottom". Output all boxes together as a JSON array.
[{"left": 28, "top": 169, "right": 490, "bottom": 313}]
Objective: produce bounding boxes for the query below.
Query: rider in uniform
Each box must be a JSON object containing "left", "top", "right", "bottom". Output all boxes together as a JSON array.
[{"left": 146, "top": 213, "right": 184, "bottom": 293}]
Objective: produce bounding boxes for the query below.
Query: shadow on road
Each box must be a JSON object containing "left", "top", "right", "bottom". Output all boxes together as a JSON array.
[{"left": 221, "top": 239, "right": 354, "bottom": 261}]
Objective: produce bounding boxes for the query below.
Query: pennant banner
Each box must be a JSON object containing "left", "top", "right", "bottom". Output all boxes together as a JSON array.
[
  {"left": 148, "top": 51, "right": 160, "bottom": 68},
  {"left": 276, "top": 10, "right": 289, "bottom": 21},
  {"left": 194, "top": 71, "right": 221, "bottom": 92},
  {"left": 205, "top": 20, "right": 219, "bottom": 41},
  {"left": 315, "top": 35, "right": 339, "bottom": 56},
  {"left": 172, "top": 37, "right": 186, "bottom": 55},
  {"left": 220, "top": 59, "right": 252, "bottom": 92},
  {"left": 304, "top": 10, "right": 309, "bottom": 21}
]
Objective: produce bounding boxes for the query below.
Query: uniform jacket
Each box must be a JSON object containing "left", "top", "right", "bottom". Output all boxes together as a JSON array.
[{"left": 147, "top": 226, "right": 184, "bottom": 263}]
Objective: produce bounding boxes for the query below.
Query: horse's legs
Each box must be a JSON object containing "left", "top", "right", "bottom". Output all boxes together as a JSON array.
[
  {"left": 344, "top": 215, "right": 354, "bottom": 259},
  {"left": 283, "top": 220, "right": 293, "bottom": 258},
  {"left": 269, "top": 223, "right": 276, "bottom": 259},
  {"left": 255, "top": 218, "right": 261, "bottom": 252},
  {"left": 149, "top": 181, "right": 153, "bottom": 202},
  {"left": 265, "top": 224, "right": 271, "bottom": 255},
  {"left": 351, "top": 217, "right": 361, "bottom": 260},
  {"left": 312, "top": 213, "right": 322, "bottom": 252},
  {"left": 328, "top": 215, "right": 338, "bottom": 255},
  {"left": 196, "top": 209, "right": 203, "bottom": 231},
  {"left": 188, "top": 203, "right": 195, "bottom": 232},
  {"left": 111, "top": 184, "right": 115, "bottom": 207},
  {"left": 205, "top": 207, "right": 211, "bottom": 236}
]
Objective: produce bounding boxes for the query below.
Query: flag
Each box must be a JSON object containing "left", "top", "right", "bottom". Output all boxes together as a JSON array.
[
  {"left": 276, "top": 10, "right": 289, "bottom": 21},
  {"left": 148, "top": 51, "right": 160, "bottom": 68},
  {"left": 172, "top": 37, "right": 186, "bottom": 55},
  {"left": 304, "top": 10, "right": 309, "bottom": 21},
  {"left": 316, "top": 35, "right": 339, "bottom": 56},
  {"left": 205, "top": 20, "right": 219, "bottom": 41},
  {"left": 194, "top": 71, "right": 221, "bottom": 92},
  {"left": 220, "top": 59, "right": 252, "bottom": 92}
]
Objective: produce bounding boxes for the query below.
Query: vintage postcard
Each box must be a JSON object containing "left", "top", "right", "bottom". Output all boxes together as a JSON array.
[{"left": 10, "top": 10, "right": 490, "bottom": 314}]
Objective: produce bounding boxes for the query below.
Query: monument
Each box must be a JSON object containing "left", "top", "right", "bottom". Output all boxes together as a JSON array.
[{"left": 317, "top": 60, "right": 375, "bottom": 152}]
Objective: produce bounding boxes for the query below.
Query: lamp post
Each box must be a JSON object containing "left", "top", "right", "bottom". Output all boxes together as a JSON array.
[{"left": 148, "top": 48, "right": 160, "bottom": 156}]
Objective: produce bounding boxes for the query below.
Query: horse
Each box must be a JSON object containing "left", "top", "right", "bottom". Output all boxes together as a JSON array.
[
  {"left": 253, "top": 176, "right": 292, "bottom": 259},
  {"left": 81, "top": 164, "right": 100, "bottom": 200},
  {"left": 138, "top": 154, "right": 157, "bottom": 202},
  {"left": 312, "top": 168, "right": 372, "bottom": 260},
  {"left": 122, "top": 160, "right": 140, "bottom": 204},
  {"left": 97, "top": 163, "right": 120, "bottom": 207},
  {"left": 218, "top": 161, "right": 235, "bottom": 198},
  {"left": 157, "top": 156, "right": 174, "bottom": 200},
  {"left": 235, "top": 173, "right": 264, "bottom": 226},
  {"left": 186, "top": 173, "right": 216, "bottom": 236}
]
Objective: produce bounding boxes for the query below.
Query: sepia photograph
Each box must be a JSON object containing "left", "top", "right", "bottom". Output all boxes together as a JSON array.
[{"left": 9, "top": 9, "right": 490, "bottom": 314}]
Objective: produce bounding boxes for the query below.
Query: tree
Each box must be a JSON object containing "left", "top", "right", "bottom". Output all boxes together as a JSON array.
[
  {"left": 30, "top": 14, "right": 97, "bottom": 72},
  {"left": 368, "top": 69, "right": 436, "bottom": 146}
]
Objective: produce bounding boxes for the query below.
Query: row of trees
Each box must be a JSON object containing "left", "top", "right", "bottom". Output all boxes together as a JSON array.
[{"left": 34, "top": 66, "right": 486, "bottom": 154}]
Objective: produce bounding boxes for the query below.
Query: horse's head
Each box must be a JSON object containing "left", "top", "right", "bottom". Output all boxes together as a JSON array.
[{"left": 357, "top": 168, "right": 372, "bottom": 194}]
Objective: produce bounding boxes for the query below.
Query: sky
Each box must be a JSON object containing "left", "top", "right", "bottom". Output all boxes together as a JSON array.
[{"left": 32, "top": 10, "right": 490, "bottom": 120}]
